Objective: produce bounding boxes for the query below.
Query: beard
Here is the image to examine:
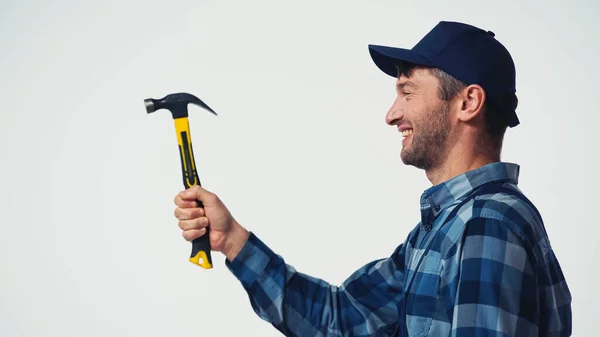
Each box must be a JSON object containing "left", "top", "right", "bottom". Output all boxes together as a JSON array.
[{"left": 401, "top": 101, "right": 451, "bottom": 170}]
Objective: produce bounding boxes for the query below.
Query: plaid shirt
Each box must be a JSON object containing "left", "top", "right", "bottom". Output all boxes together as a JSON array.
[{"left": 226, "top": 162, "right": 572, "bottom": 337}]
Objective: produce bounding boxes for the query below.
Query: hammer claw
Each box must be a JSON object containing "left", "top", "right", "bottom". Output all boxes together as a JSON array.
[{"left": 197, "top": 99, "right": 217, "bottom": 116}]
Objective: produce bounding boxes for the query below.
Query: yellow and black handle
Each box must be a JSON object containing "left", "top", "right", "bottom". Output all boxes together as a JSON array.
[
  {"left": 145, "top": 92, "right": 217, "bottom": 269},
  {"left": 174, "top": 117, "right": 213, "bottom": 269}
]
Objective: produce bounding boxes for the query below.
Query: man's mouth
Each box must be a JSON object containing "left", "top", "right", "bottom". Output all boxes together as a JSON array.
[{"left": 401, "top": 129, "right": 413, "bottom": 137}]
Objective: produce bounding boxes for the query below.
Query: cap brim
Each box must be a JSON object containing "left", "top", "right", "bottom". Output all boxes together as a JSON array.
[{"left": 368, "top": 44, "right": 434, "bottom": 78}]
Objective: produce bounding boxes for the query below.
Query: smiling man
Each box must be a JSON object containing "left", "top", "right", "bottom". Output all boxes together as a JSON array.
[{"left": 173, "top": 21, "right": 572, "bottom": 336}]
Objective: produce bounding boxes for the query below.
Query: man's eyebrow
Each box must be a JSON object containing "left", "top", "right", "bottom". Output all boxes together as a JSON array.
[{"left": 396, "top": 80, "right": 418, "bottom": 90}]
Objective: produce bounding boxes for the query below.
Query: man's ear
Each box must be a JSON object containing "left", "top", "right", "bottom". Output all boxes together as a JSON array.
[{"left": 457, "top": 84, "right": 486, "bottom": 123}]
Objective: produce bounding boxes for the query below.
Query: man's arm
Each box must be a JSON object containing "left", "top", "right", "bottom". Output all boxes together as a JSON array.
[
  {"left": 174, "top": 186, "right": 407, "bottom": 336},
  {"left": 451, "top": 217, "right": 539, "bottom": 337},
  {"left": 225, "top": 230, "right": 406, "bottom": 337}
]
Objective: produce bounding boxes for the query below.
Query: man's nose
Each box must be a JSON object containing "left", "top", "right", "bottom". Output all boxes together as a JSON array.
[{"left": 386, "top": 96, "right": 404, "bottom": 125}]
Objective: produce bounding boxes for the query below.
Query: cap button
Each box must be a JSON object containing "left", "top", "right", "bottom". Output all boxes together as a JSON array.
[{"left": 487, "top": 30, "right": 495, "bottom": 36}]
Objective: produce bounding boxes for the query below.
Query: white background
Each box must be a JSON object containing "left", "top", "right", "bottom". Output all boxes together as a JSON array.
[{"left": 1, "top": 0, "right": 598, "bottom": 336}]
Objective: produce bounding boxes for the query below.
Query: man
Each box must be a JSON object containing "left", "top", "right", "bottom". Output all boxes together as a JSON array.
[{"left": 173, "top": 21, "right": 572, "bottom": 336}]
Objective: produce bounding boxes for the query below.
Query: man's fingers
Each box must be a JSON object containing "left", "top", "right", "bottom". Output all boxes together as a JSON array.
[
  {"left": 182, "top": 228, "right": 206, "bottom": 242},
  {"left": 174, "top": 207, "right": 205, "bottom": 220},
  {"left": 178, "top": 217, "right": 209, "bottom": 231},
  {"left": 179, "top": 186, "right": 219, "bottom": 205},
  {"left": 174, "top": 194, "right": 199, "bottom": 208}
]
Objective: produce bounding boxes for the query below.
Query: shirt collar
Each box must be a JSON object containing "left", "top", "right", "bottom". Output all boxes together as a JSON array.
[{"left": 419, "top": 162, "right": 520, "bottom": 230}]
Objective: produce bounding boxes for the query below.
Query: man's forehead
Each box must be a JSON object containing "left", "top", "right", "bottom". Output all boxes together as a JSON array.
[{"left": 396, "top": 69, "right": 435, "bottom": 87}]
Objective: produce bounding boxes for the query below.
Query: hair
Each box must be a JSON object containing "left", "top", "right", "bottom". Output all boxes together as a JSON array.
[{"left": 395, "top": 61, "right": 518, "bottom": 157}]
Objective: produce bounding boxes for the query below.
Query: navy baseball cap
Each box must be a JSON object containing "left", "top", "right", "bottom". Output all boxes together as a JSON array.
[{"left": 369, "top": 21, "right": 519, "bottom": 127}]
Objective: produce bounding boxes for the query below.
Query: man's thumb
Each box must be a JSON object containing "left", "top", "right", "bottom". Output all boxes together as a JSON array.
[{"left": 180, "top": 186, "right": 213, "bottom": 203}]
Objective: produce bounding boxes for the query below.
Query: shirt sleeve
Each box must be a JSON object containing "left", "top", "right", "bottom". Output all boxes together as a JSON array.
[
  {"left": 225, "top": 232, "right": 406, "bottom": 337},
  {"left": 450, "top": 217, "right": 539, "bottom": 337}
]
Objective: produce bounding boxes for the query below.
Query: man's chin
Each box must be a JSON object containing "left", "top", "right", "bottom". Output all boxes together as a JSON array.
[
  {"left": 400, "top": 150, "right": 428, "bottom": 170},
  {"left": 400, "top": 150, "right": 412, "bottom": 166}
]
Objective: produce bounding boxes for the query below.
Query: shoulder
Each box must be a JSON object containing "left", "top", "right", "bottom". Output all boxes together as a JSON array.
[
  {"left": 450, "top": 183, "right": 553, "bottom": 264},
  {"left": 473, "top": 183, "right": 541, "bottom": 221}
]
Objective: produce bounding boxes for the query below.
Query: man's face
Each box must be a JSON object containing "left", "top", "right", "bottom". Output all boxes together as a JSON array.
[{"left": 385, "top": 68, "right": 452, "bottom": 170}]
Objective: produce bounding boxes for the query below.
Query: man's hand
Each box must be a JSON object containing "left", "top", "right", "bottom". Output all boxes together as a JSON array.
[{"left": 174, "top": 186, "right": 250, "bottom": 262}]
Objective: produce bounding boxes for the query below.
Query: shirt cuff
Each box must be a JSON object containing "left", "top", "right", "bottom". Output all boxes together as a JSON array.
[{"left": 225, "top": 232, "right": 275, "bottom": 289}]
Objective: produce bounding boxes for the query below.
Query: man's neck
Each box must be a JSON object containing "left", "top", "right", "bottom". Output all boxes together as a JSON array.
[{"left": 425, "top": 149, "right": 499, "bottom": 186}]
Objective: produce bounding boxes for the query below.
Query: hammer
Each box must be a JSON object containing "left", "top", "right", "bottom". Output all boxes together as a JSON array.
[{"left": 144, "top": 92, "right": 217, "bottom": 269}]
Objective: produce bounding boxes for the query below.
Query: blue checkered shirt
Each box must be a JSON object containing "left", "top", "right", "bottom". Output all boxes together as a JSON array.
[{"left": 226, "top": 162, "right": 572, "bottom": 336}]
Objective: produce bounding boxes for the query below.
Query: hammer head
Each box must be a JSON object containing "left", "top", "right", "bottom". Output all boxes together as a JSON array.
[{"left": 144, "top": 92, "right": 217, "bottom": 119}]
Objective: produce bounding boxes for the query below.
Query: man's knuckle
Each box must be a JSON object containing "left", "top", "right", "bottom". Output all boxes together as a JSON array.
[{"left": 208, "top": 193, "right": 219, "bottom": 203}]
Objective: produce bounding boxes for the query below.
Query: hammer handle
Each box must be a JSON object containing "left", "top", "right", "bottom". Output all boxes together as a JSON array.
[
  {"left": 190, "top": 200, "right": 213, "bottom": 268},
  {"left": 174, "top": 117, "right": 213, "bottom": 269}
]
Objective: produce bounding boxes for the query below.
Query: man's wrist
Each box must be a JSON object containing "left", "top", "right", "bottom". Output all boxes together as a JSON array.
[{"left": 222, "top": 220, "right": 250, "bottom": 262}]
